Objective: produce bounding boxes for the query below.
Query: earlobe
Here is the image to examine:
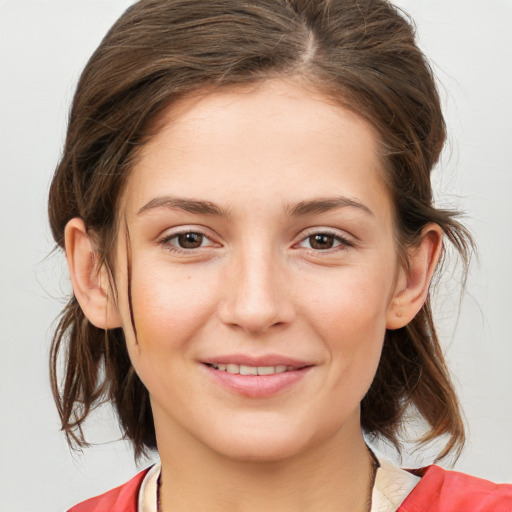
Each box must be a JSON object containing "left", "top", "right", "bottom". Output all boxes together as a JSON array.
[
  {"left": 386, "top": 224, "right": 443, "bottom": 330},
  {"left": 64, "top": 218, "right": 122, "bottom": 329}
]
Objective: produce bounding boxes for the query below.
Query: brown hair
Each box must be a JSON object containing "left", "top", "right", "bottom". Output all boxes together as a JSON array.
[{"left": 49, "top": 0, "right": 472, "bottom": 461}]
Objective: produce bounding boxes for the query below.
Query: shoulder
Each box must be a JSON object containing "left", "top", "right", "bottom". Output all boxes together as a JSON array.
[
  {"left": 67, "top": 467, "right": 151, "bottom": 512},
  {"left": 398, "top": 465, "right": 512, "bottom": 512}
]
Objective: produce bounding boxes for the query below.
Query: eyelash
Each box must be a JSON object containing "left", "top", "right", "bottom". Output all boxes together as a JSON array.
[
  {"left": 159, "top": 229, "right": 354, "bottom": 255},
  {"left": 296, "top": 231, "right": 354, "bottom": 252},
  {"left": 159, "top": 231, "right": 216, "bottom": 254}
]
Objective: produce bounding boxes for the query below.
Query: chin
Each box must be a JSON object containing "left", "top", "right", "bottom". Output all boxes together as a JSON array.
[
  {"left": 213, "top": 437, "right": 308, "bottom": 463},
  {"left": 201, "top": 419, "right": 326, "bottom": 463}
]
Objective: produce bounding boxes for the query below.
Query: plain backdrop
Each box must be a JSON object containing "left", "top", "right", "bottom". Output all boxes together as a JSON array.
[{"left": 0, "top": 1, "right": 511, "bottom": 510}]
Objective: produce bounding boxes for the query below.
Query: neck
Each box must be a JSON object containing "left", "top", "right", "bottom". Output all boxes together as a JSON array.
[{"left": 156, "top": 417, "right": 375, "bottom": 512}]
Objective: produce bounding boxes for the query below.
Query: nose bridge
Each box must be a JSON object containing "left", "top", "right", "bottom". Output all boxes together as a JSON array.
[{"left": 220, "top": 239, "right": 292, "bottom": 334}]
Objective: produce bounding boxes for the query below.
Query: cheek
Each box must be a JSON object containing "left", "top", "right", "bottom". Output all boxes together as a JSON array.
[
  {"left": 303, "top": 266, "right": 393, "bottom": 339},
  {"left": 301, "top": 266, "right": 393, "bottom": 389},
  {"left": 122, "top": 260, "right": 219, "bottom": 366}
]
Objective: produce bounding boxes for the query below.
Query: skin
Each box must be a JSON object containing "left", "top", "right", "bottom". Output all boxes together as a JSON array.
[{"left": 65, "top": 79, "right": 442, "bottom": 512}]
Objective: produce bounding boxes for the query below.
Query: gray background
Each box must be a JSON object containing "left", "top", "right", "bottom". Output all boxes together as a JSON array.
[{"left": 0, "top": 1, "right": 511, "bottom": 510}]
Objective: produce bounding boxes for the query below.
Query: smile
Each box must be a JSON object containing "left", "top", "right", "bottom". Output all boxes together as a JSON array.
[
  {"left": 207, "top": 363, "right": 298, "bottom": 375},
  {"left": 203, "top": 359, "right": 313, "bottom": 398}
]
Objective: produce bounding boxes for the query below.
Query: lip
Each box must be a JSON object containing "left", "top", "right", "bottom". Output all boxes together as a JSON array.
[
  {"left": 203, "top": 354, "right": 312, "bottom": 368},
  {"left": 201, "top": 354, "right": 314, "bottom": 398}
]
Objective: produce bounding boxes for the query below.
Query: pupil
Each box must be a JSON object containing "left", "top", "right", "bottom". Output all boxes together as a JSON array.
[
  {"left": 178, "top": 232, "right": 203, "bottom": 248},
  {"left": 310, "top": 234, "right": 334, "bottom": 250}
]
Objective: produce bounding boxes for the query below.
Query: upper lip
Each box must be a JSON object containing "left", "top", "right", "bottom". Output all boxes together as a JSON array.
[{"left": 202, "top": 354, "right": 313, "bottom": 369}]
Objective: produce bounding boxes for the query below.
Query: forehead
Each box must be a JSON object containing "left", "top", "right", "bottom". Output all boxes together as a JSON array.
[{"left": 123, "top": 79, "right": 391, "bottom": 219}]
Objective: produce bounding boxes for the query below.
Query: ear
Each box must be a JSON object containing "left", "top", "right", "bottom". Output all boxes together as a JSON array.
[
  {"left": 386, "top": 223, "right": 443, "bottom": 330},
  {"left": 64, "top": 218, "right": 122, "bottom": 329}
]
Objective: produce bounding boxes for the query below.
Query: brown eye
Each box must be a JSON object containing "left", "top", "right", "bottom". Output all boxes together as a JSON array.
[
  {"left": 177, "top": 232, "right": 205, "bottom": 248},
  {"left": 297, "top": 232, "right": 351, "bottom": 252},
  {"left": 308, "top": 234, "right": 336, "bottom": 250}
]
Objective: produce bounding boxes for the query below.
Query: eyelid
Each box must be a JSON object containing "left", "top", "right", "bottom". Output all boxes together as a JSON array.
[
  {"left": 158, "top": 226, "right": 220, "bottom": 252},
  {"left": 294, "top": 228, "right": 355, "bottom": 251},
  {"left": 156, "top": 226, "right": 354, "bottom": 253}
]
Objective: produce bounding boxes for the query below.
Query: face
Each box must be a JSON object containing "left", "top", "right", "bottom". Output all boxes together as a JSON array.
[{"left": 113, "top": 80, "right": 404, "bottom": 461}]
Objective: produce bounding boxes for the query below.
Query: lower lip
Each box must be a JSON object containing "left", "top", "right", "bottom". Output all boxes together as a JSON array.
[{"left": 203, "top": 365, "right": 312, "bottom": 398}]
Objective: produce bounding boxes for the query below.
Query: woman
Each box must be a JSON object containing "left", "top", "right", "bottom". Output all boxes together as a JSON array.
[{"left": 48, "top": 0, "right": 512, "bottom": 511}]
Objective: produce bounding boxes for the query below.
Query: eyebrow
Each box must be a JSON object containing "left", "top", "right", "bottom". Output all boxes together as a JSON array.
[
  {"left": 137, "top": 197, "right": 230, "bottom": 217},
  {"left": 287, "top": 197, "right": 374, "bottom": 217},
  {"left": 137, "top": 195, "right": 373, "bottom": 218}
]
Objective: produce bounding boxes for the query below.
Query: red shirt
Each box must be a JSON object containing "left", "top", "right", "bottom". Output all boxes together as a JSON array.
[
  {"left": 68, "top": 465, "right": 512, "bottom": 512},
  {"left": 398, "top": 465, "right": 512, "bottom": 512}
]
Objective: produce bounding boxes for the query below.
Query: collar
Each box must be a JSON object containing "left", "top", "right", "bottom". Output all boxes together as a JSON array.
[{"left": 138, "top": 456, "right": 420, "bottom": 512}]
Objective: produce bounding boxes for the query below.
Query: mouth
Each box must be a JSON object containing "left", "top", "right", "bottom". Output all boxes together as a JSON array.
[
  {"left": 202, "top": 357, "right": 313, "bottom": 398},
  {"left": 205, "top": 363, "right": 306, "bottom": 375}
]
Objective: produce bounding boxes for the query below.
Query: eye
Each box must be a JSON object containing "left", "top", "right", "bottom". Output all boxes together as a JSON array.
[
  {"left": 160, "top": 231, "right": 214, "bottom": 251},
  {"left": 298, "top": 232, "right": 353, "bottom": 251},
  {"left": 175, "top": 232, "right": 206, "bottom": 249}
]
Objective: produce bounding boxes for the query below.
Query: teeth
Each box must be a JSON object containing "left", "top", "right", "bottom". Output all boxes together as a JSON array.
[
  {"left": 240, "top": 365, "right": 258, "bottom": 375},
  {"left": 257, "top": 366, "right": 275, "bottom": 375},
  {"left": 210, "top": 363, "right": 295, "bottom": 375},
  {"left": 226, "top": 364, "right": 239, "bottom": 374}
]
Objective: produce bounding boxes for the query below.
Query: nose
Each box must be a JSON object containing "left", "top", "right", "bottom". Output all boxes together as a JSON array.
[{"left": 219, "top": 245, "right": 295, "bottom": 335}]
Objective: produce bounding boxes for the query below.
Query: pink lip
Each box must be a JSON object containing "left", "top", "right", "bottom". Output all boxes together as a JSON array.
[
  {"left": 201, "top": 354, "right": 314, "bottom": 398},
  {"left": 203, "top": 354, "right": 311, "bottom": 368}
]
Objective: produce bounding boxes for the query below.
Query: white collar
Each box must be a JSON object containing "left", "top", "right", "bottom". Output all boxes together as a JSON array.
[
  {"left": 138, "top": 462, "right": 160, "bottom": 512},
  {"left": 372, "top": 458, "right": 421, "bottom": 512},
  {"left": 138, "top": 457, "right": 420, "bottom": 512}
]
